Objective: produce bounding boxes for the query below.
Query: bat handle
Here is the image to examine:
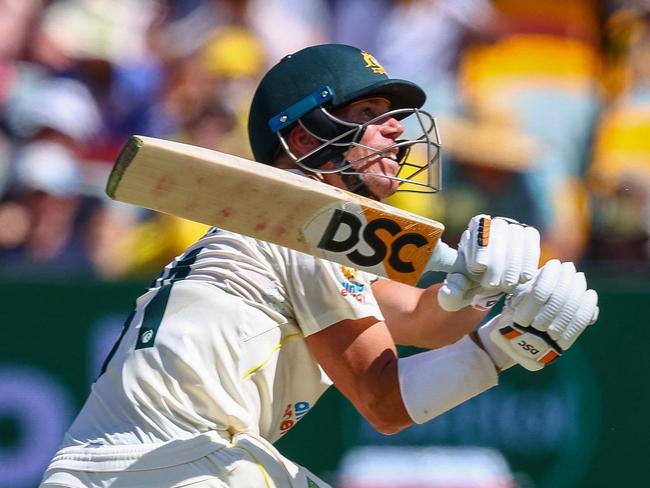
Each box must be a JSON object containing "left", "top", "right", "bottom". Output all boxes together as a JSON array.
[
  {"left": 425, "top": 240, "right": 466, "bottom": 275},
  {"left": 428, "top": 240, "right": 534, "bottom": 287}
]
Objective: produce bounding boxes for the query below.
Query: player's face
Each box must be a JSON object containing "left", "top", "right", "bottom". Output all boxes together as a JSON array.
[{"left": 334, "top": 98, "right": 404, "bottom": 199}]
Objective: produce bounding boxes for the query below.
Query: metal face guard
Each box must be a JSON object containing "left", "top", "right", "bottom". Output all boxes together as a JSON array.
[{"left": 277, "top": 106, "right": 442, "bottom": 194}]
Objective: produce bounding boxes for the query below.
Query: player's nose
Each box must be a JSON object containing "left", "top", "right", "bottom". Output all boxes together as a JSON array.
[{"left": 379, "top": 116, "right": 404, "bottom": 139}]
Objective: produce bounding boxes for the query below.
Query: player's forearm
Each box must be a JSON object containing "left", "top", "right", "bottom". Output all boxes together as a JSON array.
[
  {"left": 374, "top": 280, "right": 488, "bottom": 349},
  {"left": 305, "top": 316, "right": 415, "bottom": 435},
  {"left": 353, "top": 350, "right": 415, "bottom": 435},
  {"left": 406, "top": 283, "right": 489, "bottom": 349}
]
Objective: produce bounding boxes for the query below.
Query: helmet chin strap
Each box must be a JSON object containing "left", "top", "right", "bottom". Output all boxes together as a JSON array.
[{"left": 337, "top": 162, "right": 372, "bottom": 197}]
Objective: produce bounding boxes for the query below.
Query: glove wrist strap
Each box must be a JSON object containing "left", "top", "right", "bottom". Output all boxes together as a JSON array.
[{"left": 477, "top": 316, "right": 516, "bottom": 371}]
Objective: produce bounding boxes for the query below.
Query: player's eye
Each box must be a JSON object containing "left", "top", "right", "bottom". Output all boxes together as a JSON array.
[
  {"left": 360, "top": 107, "right": 384, "bottom": 123},
  {"left": 336, "top": 99, "right": 390, "bottom": 123}
]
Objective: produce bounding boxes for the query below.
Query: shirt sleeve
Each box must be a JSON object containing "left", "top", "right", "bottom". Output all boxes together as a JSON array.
[{"left": 282, "top": 249, "right": 385, "bottom": 337}]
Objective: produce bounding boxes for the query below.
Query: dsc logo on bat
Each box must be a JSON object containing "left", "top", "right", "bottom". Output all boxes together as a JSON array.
[{"left": 316, "top": 208, "right": 429, "bottom": 273}]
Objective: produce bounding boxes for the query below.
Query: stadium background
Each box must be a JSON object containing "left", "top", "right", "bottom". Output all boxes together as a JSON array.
[{"left": 1, "top": 1, "right": 649, "bottom": 486}]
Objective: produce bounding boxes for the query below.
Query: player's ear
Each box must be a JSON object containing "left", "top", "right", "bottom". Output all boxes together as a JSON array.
[{"left": 287, "top": 125, "right": 319, "bottom": 156}]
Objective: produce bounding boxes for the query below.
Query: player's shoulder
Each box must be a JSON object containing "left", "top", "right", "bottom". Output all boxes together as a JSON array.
[{"left": 197, "top": 227, "right": 259, "bottom": 247}]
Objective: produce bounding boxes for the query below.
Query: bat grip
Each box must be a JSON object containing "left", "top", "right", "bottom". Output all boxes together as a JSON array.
[
  {"left": 426, "top": 240, "right": 466, "bottom": 274},
  {"left": 427, "top": 240, "right": 531, "bottom": 292}
]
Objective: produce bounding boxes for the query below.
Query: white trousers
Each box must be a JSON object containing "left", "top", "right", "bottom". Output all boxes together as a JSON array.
[{"left": 39, "top": 432, "right": 331, "bottom": 488}]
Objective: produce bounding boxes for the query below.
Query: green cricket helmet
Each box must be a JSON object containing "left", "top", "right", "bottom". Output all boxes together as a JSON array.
[{"left": 247, "top": 44, "right": 442, "bottom": 195}]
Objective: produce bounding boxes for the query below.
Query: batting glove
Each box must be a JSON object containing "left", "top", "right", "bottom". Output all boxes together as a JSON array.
[
  {"left": 477, "top": 259, "right": 600, "bottom": 371},
  {"left": 438, "top": 214, "right": 541, "bottom": 312}
]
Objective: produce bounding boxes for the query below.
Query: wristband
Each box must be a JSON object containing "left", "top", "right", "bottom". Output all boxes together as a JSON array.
[{"left": 397, "top": 335, "right": 498, "bottom": 424}]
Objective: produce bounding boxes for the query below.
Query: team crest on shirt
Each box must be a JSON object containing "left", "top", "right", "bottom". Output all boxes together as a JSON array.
[
  {"left": 360, "top": 51, "right": 387, "bottom": 75},
  {"left": 339, "top": 265, "right": 367, "bottom": 303}
]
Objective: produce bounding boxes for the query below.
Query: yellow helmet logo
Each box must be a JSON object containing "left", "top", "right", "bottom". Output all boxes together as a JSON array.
[{"left": 361, "top": 51, "right": 386, "bottom": 75}]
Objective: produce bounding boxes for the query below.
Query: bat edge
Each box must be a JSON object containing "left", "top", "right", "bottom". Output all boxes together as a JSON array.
[{"left": 105, "top": 135, "right": 145, "bottom": 199}]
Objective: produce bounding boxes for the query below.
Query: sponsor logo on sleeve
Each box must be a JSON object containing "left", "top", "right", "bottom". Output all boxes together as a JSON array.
[
  {"left": 339, "top": 265, "right": 367, "bottom": 303},
  {"left": 280, "top": 401, "right": 311, "bottom": 435}
]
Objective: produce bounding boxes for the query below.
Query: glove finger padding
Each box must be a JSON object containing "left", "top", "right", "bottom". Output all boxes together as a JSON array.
[
  {"left": 439, "top": 214, "right": 541, "bottom": 312},
  {"left": 521, "top": 226, "right": 541, "bottom": 282},
  {"left": 478, "top": 218, "right": 508, "bottom": 289},
  {"left": 546, "top": 272, "right": 587, "bottom": 340},
  {"left": 557, "top": 289, "right": 599, "bottom": 350},
  {"left": 462, "top": 218, "right": 487, "bottom": 276},
  {"left": 462, "top": 215, "right": 540, "bottom": 291},
  {"left": 500, "top": 223, "right": 524, "bottom": 289},
  {"left": 480, "top": 259, "right": 599, "bottom": 371},
  {"left": 511, "top": 259, "right": 562, "bottom": 326},
  {"left": 531, "top": 262, "right": 577, "bottom": 331}
]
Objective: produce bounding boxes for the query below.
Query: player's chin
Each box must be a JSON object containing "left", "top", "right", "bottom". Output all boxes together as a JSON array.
[{"left": 366, "top": 175, "right": 400, "bottom": 199}]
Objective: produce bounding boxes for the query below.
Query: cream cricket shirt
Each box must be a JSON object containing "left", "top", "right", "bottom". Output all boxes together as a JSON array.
[{"left": 50, "top": 228, "right": 383, "bottom": 471}]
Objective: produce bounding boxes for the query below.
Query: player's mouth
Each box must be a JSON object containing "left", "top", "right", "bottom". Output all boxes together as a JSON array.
[
  {"left": 349, "top": 147, "right": 400, "bottom": 176},
  {"left": 379, "top": 150, "right": 400, "bottom": 175}
]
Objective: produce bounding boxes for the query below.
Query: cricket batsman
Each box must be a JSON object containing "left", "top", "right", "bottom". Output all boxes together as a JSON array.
[{"left": 39, "top": 44, "right": 599, "bottom": 487}]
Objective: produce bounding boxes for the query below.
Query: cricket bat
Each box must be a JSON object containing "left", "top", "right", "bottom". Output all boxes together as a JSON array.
[{"left": 106, "top": 135, "right": 461, "bottom": 286}]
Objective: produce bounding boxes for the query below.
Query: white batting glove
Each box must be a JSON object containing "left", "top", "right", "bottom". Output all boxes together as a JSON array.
[
  {"left": 438, "top": 272, "right": 505, "bottom": 312},
  {"left": 438, "top": 214, "right": 541, "bottom": 312},
  {"left": 477, "top": 259, "right": 600, "bottom": 371}
]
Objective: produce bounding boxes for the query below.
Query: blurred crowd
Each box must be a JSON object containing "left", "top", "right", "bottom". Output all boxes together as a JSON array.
[{"left": 1, "top": 0, "right": 649, "bottom": 281}]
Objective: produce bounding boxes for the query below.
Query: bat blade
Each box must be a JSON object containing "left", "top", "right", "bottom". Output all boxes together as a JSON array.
[{"left": 107, "top": 135, "right": 459, "bottom": 285}]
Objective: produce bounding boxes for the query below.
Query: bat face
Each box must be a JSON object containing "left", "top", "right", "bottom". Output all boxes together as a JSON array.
[
  {"left": 107, "top": 136, "right": 456, "bottom": 285},
  {"left": 303, "top": 201, "right": 442, "bottom": 284}
]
